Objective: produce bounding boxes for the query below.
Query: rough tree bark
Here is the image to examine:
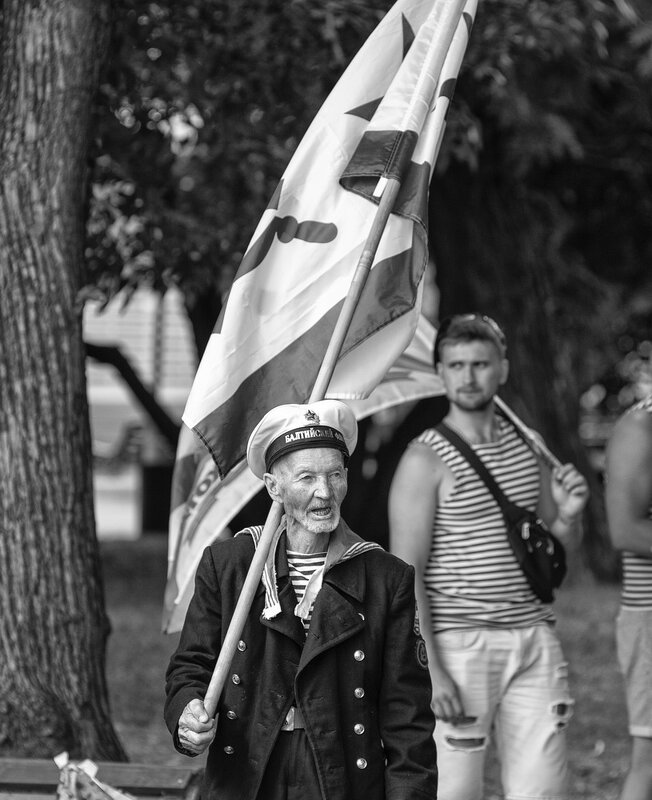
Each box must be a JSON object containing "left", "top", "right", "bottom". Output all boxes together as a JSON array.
[{"left": 0, "top": 0, "right": 126, "bottom": 758}]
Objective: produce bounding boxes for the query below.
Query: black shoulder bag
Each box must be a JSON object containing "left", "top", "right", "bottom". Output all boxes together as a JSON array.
[{"left": 435, "top": 422, "right": 566, "bottom": 604}]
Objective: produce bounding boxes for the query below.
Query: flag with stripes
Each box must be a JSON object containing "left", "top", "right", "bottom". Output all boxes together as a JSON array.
[{"left": 164, "top": 0, "right": 477, "bottom": 632}]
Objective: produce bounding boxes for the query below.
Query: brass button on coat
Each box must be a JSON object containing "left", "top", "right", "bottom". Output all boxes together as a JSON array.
[
  {"left": 354, "top": 650, "right": 365, "bottom": 661},
  {"left": 356, "top": 758, "right": 368, "bottom": 769},
  {"left": 231, "top": 674, "right": 241, "bottom": 685},
  {"left": 354, "top": 724, "right": 365, "bottom": 735},
  {"left": 224, "top": 745, "right": 234, "bottom": 755},
  {"left": 354, "top": 687, "right": 365, "bottom": 698},
  {"left": 237, "top": 640, "right": 247, "bottom": 652},
  {"left": 226, "top": 710, "right": 237, "bottom": 720}
]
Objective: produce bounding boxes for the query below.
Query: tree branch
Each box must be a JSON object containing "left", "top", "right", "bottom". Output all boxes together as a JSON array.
[{"left": 85, "top": 341, "right": 180, "bottom": 448}]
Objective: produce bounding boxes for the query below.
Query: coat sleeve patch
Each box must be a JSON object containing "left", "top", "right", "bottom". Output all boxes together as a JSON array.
[{"left": 415, "top": 638, "right": 429, "bottom": 670}]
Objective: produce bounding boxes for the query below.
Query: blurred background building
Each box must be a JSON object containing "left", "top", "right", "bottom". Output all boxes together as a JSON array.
[{"left": 85, "top": 287, "right": 196, "bottom": 538}]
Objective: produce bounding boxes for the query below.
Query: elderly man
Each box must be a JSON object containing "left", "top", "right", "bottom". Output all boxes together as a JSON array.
[{"left": 164, "top": 400, "right": 438, "bottom": 800}]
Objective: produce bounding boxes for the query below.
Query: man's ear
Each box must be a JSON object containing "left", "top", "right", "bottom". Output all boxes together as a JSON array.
[
  {"left": 263, "top": 472, "right": 282, "bottom": 502},
  {"left": 499, "top": 358, "right": 509, "bottom": 385}
]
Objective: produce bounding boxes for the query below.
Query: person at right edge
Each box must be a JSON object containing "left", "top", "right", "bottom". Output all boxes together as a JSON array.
[
  {"left": 389, "top": 313, "right": 589, "bottom": 800},
  {"left": 605, "top": 393, "right": 652, "bottom": 800}
]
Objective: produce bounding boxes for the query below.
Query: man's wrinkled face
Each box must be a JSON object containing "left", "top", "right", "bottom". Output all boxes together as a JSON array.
[
  {"left": 265, "top": 448, "right": 348, "bottom": 535},
  {"left": 437, "top": 339, "right": 508, "bottom": 412}
]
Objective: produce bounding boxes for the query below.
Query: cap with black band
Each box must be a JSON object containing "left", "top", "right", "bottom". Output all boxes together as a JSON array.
[{"left": 246, "top": 400, "right": 358, "bottom": 479}]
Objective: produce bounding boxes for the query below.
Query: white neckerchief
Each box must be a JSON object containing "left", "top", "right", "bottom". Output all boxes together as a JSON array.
[{"left": 238, "top": 518, "right": 382, "bottom": 620}]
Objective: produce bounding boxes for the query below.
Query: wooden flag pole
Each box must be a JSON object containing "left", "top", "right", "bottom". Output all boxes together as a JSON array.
[
  {"left": 309, "top": 178, "right": 402, "bottom": 403},
  {"left": 202, "top": 178, "right": 402, "bottom": 717},
  {"left": 495, "top": 396, "right": 562, "bottom": 470}
]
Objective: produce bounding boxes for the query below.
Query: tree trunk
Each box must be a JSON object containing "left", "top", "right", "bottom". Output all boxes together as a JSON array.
[{"left": 0, "top": 0, "right": 125, "bottom": 759}]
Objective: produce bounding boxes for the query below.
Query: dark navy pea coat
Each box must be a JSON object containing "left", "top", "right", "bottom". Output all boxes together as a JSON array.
[{"left": 164, "top": 525, "right": 437, "bottom": 800}]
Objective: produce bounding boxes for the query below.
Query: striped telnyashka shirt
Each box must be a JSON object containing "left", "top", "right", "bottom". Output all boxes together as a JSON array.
[
  {"left": 287, "top": 550, "right": 327, "bottom": 629},
  {"left": 414, "top": 416, "right": 555, "bottom": 632},
  {"left": 621, "top": 394, "right": 652, "bottom": 608}
]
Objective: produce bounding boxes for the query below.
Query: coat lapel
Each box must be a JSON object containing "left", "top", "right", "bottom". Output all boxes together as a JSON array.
[
  {"left": 298, "top": 559, "right": 366, "bottom": 670},
  {"left": 255, "top": 520, "right": 378, "bottom": 656}
]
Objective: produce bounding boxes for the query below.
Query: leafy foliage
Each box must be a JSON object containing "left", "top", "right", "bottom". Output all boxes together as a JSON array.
[
  {"left": 430, "top": 0, "right": 652, "bottom": 416},
  {"left": 88, "top": 0, "right": 392, "bottom": 336}
]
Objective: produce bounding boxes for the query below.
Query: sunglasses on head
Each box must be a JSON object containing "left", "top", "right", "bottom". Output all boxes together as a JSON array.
[{"left": 434, "top": 313, "right": 507, "bottom": 364}]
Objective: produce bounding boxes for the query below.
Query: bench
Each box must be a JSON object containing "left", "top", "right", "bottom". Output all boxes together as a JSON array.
[{"left": 0, "top": 758, "right": 202, "bottom": 800}]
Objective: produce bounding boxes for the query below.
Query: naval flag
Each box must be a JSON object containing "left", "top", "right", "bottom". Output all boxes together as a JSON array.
[{"left": 164, "top": 0, "right": 477, "bottom": 632}]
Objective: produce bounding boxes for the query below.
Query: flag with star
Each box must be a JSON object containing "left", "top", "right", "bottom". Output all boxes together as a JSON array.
[{"left": 164, "top": 0, "right": 477, "bottom": 632}]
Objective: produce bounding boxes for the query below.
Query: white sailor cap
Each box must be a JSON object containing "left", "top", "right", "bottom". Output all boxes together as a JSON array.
[{"left": 246, "top": 400, "right": 358, "bottom": 479}]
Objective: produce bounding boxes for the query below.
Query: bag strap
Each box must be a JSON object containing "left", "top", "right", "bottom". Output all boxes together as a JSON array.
[
  {"left": 495, "top": 407, "right": 539, "bottom": 460},
  {"left": 435, "top": 421, "right": 514, "bottom": 514}
]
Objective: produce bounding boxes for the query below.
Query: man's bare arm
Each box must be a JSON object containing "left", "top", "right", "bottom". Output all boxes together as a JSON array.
[{"left": 388, "top": 443, "right": 465, "bottom": 723}]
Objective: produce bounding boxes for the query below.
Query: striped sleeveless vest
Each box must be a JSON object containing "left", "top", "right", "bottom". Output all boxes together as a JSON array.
[{"left": 415, "top": 415, "right": 555, "bottom": 632}]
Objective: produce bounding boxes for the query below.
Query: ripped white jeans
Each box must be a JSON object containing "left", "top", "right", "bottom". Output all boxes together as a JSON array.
[{"left": 433, "top": 624, "right": 574, "bottom": 800}]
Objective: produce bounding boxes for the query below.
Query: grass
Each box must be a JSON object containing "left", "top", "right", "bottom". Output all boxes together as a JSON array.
[
  {"left": 102, "top": 536, "right": 631, "bottom": 797},
  {"left": 102, "top": 536, "right": 196, "bottom": 770}
]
